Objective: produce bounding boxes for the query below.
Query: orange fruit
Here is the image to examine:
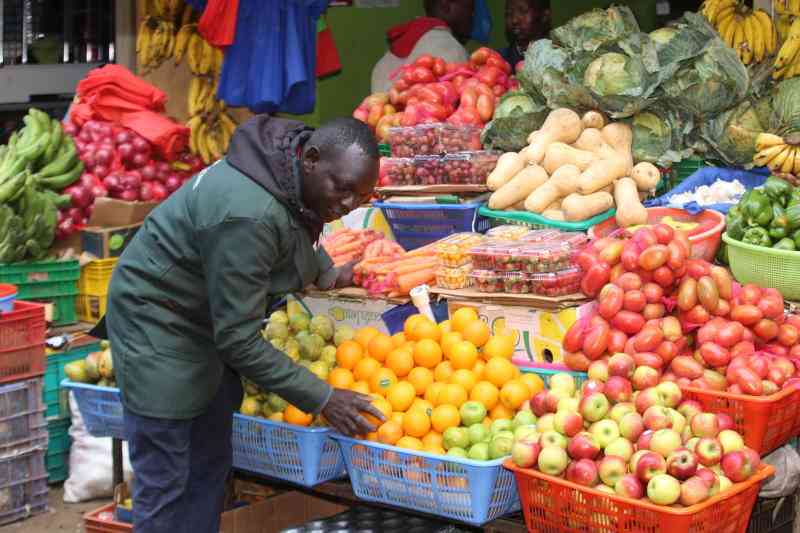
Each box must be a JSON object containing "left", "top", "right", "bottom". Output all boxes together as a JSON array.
[
  {"left": 424, "top": 382, "right": 445, "bottom": 404},
  {"left": 328, "top": 367, "right": 355, "bottom": 389},
  {"left": 403, "top": 314, "right": 427, "bottom": 340},
  {"left": 519, "top": 372, "right": 546, "bottom": 397},
  {"left": 484, "top": 357, "right": 517, "bottom": 387},
  {"left": 434, "top": 361, "right": 454, "bottom": 383},
  {"left": 385, "top": 348, "right": 414, "bottom": 378},
  {"left": 500, "top": 380, "right": 529, "bottom": 410},
  {"left": 336, "top": 341, "right": 364, "bottom": 370},
  {"left": 449, "top": 369, "right": 477, "bottom": 392},
  {"left": 353, "top": 357, "right": 381, "bottom": 382},
  {"left": 366, "top": 431, "right": 379, "bottom": 442},
  {"left": 473, "top": 359, "right": 486, "bottom": 381},
  {"left": 470, "top": 381, "right": 500, "bottom": 410},
  {"left": 489, "top": 403, "right": 514, "bottom": 421},
  {"left": 413, "top": 339, "right": 443, "bottom": 369},
  {"left": 431, "top": 404, "right": 460, "bottom": 433},
  {"left": 368, "top": 333, "right": 394, "bottom": 362},
  {"left": 438, "top": 320, "right": 452, "bottom": 335},
  {"left": 422, "top": 431, "right": 443, "bottom": 449},
  {"left": 482, "top": 334, "right": 515, "bottom": 360},
  {"left": 355, "top": 327, "right": 380, "bottom": 350},
  {"left": 425, "top": 445, "right": 446, "bottom": 456},
  {"left": 409, "top": 398, "right": 434, "bottom": 417},
  {"left": 363, "top": 396, "right": 392, "bottom": 427},
  {"left": 284, "top": 405, "right": 313, "bottom": 427},
  {"left": 386, "top": 381, "right": 416, "bottom": 412},
  {"left": 350, "top": 380, "right": 370, "bottom": 394},
  {"left": 390, "top": 411, "right": 404, "bottom": 427},
  {"left": 268, "top": 412, "right": 284, "bottom": 423},
  {"left": 391, "top": 332, "right": 407, "bottom": 348},
  {"left": 407, "top": 367, "right": 434, "bottom": 396},
  {"left": 461, "top": 319, "right": 490, "bottom": 348},
  {"left": 436, "top": 383, "right": 468, "bottom": 408},
  {"left": 397, "top": 436, "right": 423, "bottom": 451},
  {"left": 448, "top": 340, "right": 479, "bottom": 370},
  {"left": 377, "top": 420, "right": 404, "bottom": 445},
  {"left": 369, "top": 368, "right": 398, "bottom": 397},
  {"left": 451, "top": 307, "right": 479, "bottom": 334},
  {"left": 402, "top": 409, "right": 431, "bottom": 438},
  {"left": 413, "top": 318, "right": 442, "bottom": 342},
  {"left": 440, "top": 331, "right": 463, "bottom": 359}
]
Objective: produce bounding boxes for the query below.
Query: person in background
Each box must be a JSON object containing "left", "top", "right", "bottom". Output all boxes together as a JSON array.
[
  {"left": 371, "top": 0, "right": 475, "bottom": 94},
  {"left": 499, "top": 0, "right": 551, "bottom": 68}
]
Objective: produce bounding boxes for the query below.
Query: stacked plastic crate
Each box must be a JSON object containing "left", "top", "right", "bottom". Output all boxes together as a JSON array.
[
  {"left": 0, "top": 260, "right": 80, "bottom": 326},
  {"left": 0, "top": 299, "right": 49, "bottom": 525}
]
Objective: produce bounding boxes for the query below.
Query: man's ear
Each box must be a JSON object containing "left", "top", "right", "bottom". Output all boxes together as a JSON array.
[{"left": 303, "top": 146, "right": 320, "bottom": 174}]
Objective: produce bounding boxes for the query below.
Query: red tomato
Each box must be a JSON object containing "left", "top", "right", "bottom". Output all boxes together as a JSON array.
[
  {"left": 652, "top": 266, "right": 675, "bottom": 288},
  {"left": 611, "top": 311, "right": 645, "bottom": 335},
  {"left": 672, "top": 231, "right": 692, "bottom": 258},
  {"left": 476, "top": 94, "right": 495, "bottom": 122},
  {"left": 740, "top": 284, "right": 763, "bottom": 306},
  {"left": 653, "top": 223, "right": 675, "bottom": 245},
  {"left": 709, "top": 266, "right": 733, "bottom": 300},
  {"left": 563, "top": 321, "right": 586, "bottom": 353},
  {"left": 636, "top": 269, "right": 654, "bottom": 284},
  {"left": 696, "top": 323, "right": 719, "bottom": 345},
  {"left": 632, "top": 227, "right": 658, "bottom": 249},
  {"left": 621, "top": 241, "right": 640, "bottom": 271},
  {"left": 643, "top": 303, "right": 666, "bottom": 320},
  {"left": 598, "top": 284, "right": 625, "bottom": 320},
  {"left": 667, "top": 241, "right": 686, "bottom": 270},
  {"left": 609, "top": 263, "right": 625, "bottom": 283},
  {"left": 634, "top": 351, "right": 665, "bottom": 369},
  {"left": 661, "top": 316, "right": 682, "bottom": 341},
  {"left": 753, "top": 319, "right": 779, "bottom": 342},
  {"left": 615, "top": 272, "right": 642, "bottom": 292},
  {"left": 697, "top": 276, "right": 719, "bottom": 313},
  {"left": 583, "top": 322, "right": 610, "bottom": 360},
  {"left": 576, "top": 249, "right": 600, "bottom": 272},
  {"left": 638, "top": 245, "right": 669, "bottom": 271},
  {"left": 778, "top": 324, "right": 800, "bottom": 347},
  {"left": 699, "top": 342, "right": 731, "bottom": 367},
  {"left": 634, "top": 326, "right": 664, "bottom": 352},
  {"left": 736, "top": 368, "right": 764, "bottom": 395},
  {"left": 414, "top": 54, "right": 435, "bottom": 68},
  {"left": 671, "top": 355, "right": 704, "bottom": 380},
  {"left": 730, "top": 304, "right": 763, "bottom": 326},
  {"left": 564, "top": 351, "right": 591, "bottom": 372},
  {"left": 685, "top": 304, "right": 711, "bottom": 325},
  {"left": 581, "top": 262, "right": 611, "bottom": 298},
  {"left": 677, "top": 278, "right": 698, "bottom": 312},
  {"left": 598, "top": 240, "right": 624, "bottom": 266},
  {"left": 747, "top": 356, "right": 770, "bottom": 379},
  {"left": 608, "top": 329, "right": 628, "bottom": 353},
  {"left": 469, "top": 47, "right": 491, "bottom": 66},
  {"left": 642, "top": 283, "right": 664, "bottom": 304},
  {"left": 787, "top": 315, "right": 800, "bottom": 330},
  {"left": 432, "top": 57, "right": 446, "bottom": 77},
  {"left": 623, "top": 290, "right": 647, "bottom": 313},
  {"left": 656, "top": 341, "right": 678, "bottom": 365},
  {"left": 685, "top": 259, "right": 711, "bottom": 280},
  {"left": 716, "top": 321, "right": 744, "bottom": 348},
  {"left": 713, "top": 299, "right": 731, "bottom": 317},
  {"left": 758, "top": 294, "right": 785, "bottom": 320}
]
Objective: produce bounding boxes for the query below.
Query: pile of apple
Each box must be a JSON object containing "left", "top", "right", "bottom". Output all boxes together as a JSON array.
[
  {"left": 565, "top": 225, "right": 800, "bottom": 396},
  {"left": 511, "top": 373, "right": 762, "bottom": 507}
]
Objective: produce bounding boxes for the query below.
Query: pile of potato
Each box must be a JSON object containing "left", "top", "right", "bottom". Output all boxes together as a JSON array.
[{"left": 486, "top": 108, "right": 661, "bottom": 227}]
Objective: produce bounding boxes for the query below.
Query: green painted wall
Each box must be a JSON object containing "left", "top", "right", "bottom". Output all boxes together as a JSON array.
[{"left": 292, "top": 1, "right": 656, "bottom": 127}]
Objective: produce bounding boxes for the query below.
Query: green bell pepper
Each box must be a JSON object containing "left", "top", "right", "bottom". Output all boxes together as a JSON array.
[
  {"left": 793, "top": 228, "right": 800, "bottom": 249},
  {"left": 741, "top": 189, "right": 773, "bottom": 227},
  {"left": 726, "top": 207, "right": 747, "bottom": 240},
  {"left": 773, "top": 237, "right": 797, "bottom": 251},
  {"left": 716, "top": 242, "right": 729, "bottom": 265},
  {"left": 764, "top": 176, "right": 793, "bottom": 207},
  {"left": 769, "top": 204, "right": 791, "bottom": 240},
  {"left": 743, "top": 226, "right": 772, "bottom": 247},
  {"left": 788, "top": 188, "right": 800, "bottom": 208}
]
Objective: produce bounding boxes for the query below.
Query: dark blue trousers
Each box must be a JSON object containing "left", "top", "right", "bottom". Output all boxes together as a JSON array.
[{"left": 123, "top": 367, "right": 243, "bottom": 533}]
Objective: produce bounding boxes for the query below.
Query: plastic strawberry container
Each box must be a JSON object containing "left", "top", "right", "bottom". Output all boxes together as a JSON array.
[
  {"left": 414, "top": 155, "right": 446, "bottom": 185},
  {"left": 435, "top": 232, "right": 485, "bottom": 267},
  {"left": 435, "top": 124, "right": 482, "bottom": 153},
  {"left": 486, "top": 225, "right": 534, "bottom": 241},
  {"left": 501, "top": 272, "right": 531, "bottom": 294},
  {"left": 442, "top": 151, "right": 501, "bottom": 185},
  {"left": 389, "top": 125, "right": 439, "bottom": 157},
  {"left": 380, "top": 157, "right": 416, "bottom": 186},
  {"left": 529, "top": 267, "right": 583, "bottom": 296},
  {"left": 435, "top": 265, "right": 473, "bottom": 289},
  {"left": 470, "top": 270, "right": 504, "bottom": 293},
  {"left": 519, "top": 229, "right": 564, "bottom": 243},
  {"left": 518, "top": 242, "right": 576, "bottom": 273}
]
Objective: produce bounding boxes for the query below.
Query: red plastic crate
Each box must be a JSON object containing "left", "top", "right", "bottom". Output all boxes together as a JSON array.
[
  {"left": 0, "top": 301, "right": 45, "bottom": 384},
  {"left": 84, "top": 503, "right": 132, "bottom": 533},
  {"left": 506, "top": 461, "right": 774, "bottom": 533},
  {"left": 681, "top": 385, "right": 800, "bottom": 455}
]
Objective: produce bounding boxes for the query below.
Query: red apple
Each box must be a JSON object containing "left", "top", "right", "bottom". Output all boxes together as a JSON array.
[
  {"left": 690, "top": 413, "right": 720, "bottom": 438},
  {"left": 598, "top": 455, "right": 628, "bottom": 487},
  {"left": 566, "top": 458, "right": 600, "bottom": 487},
  {"left": 666, "top": 448, "right": 698, "bottom": 480},
  {"left": 695, "top": 437, "right": 723, "bottom": 467},
  {"left": 680, "top": 475, "right": 710, "bottom": 506},
  {"left": 635, "top": 451, "right": 667, "bottom": 483},
  {"left": 567, "top": 432, "right": 601, "bottom": 461},
  {"left": 614, "top": 474, "right": 644, "bottom": 499},
  {"left": 604, "top": 376, "right": 633, "bottom": 403}
]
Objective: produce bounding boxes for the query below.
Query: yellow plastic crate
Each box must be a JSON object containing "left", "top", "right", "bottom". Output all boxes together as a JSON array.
[
  {"left": 76, "top": 293, "right": 108, "bottom": 323},
  {"left": 78, "top": 258, "right": 117, "bottom": 295}
]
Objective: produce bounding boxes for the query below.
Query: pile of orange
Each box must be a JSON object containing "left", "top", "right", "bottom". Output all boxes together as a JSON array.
[{"left": 323, "top": 309, "right": 544, "bottom": 455}]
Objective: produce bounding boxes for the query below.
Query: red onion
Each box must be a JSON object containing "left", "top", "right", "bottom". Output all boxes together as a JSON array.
[
  {"left": 140, "top": 163, "right": 157, "bottom": 181},
  {"left": 63, "top": 122, "right": 78, "bottom": 136},
  {"left": 117, "top": 143, "right": 134, "bottom": 160},
  {"left": 120, "top": 189, "right": 139, "bottom": 202},
  {"left": 80, "top": 173, "right": 99, "bottom": 189},
  {"left": 139, "top": 181, "right": 155, "bottom": 202},
  {"left": 67, "top": 207, "right": 84, "bottom": 224},
  {"left": 132, "top": 137, "right": 150, "bottom": 154},
  {"left": 67, "top": 185, "right": 92, "bottom": 209},
  {"left": 95, "top": 148, "right": 113, "bottom": 166},
  {"left": 115, "top": 130, "right": 133, "bottom": 145},
  {"left": 84, "top": 204, "right": 94, "bottom": 219},
  {"left": 98, "top": 124, "right": 113, "bottom": 139},
  {"left": 78, "top": 129, "right": 92, "bottom": 142},
  {"left": 165, "top": 174, "right": 182, "bottom": 192},
  {"left": 131, "top": 153, "right": 149, "bottom": 168},
  {"left": 93, "top": 164, "right": 110, "bottom": 179},
  {"left": 151, "top": 182, "right": 168, "bottom": 202},
  {"left": 58, "top": 218, "right": 76, "bottom": 238},
  {"left": 90, "top": 184, "right": 108, "bottom": 199},
  {"left": 120, "top": 173, "right": 142, "bottom": 190},
  {"left": 103, "top": 174, "right": 122, "bottom": 192}
]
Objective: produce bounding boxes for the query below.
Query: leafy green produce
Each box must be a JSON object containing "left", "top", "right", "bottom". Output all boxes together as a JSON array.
[
  {"left": 551, "top": 5, "right": 639, "bottom": 53},
  {"left": 481, "top": 91, "right": 548, "bottom": 152}
]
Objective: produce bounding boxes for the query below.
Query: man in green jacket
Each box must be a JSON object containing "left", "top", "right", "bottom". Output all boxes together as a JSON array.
[{"left": 101, "top": 116, "right": 384, "bottom": 532}]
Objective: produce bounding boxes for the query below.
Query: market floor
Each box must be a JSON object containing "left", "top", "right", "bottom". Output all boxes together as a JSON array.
[{"left": 1, "top": 485, "right": 110, "bottom": 532}]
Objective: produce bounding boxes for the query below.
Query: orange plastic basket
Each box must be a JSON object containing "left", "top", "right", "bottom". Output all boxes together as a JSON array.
[
  {"left": 506, "top": 461, "right": 774, "bottom": 533},
  {"left": 83, "top": 503, "right": 131, "bottom": 533},
  {"left": 680, "top": 385, "right": 800, "bottom": 455}
]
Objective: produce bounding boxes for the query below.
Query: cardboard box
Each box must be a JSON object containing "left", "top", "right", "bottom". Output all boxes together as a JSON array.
[
  {"left": 81, "top": 223, "right": 141, "bottom": 258},
  {"left": 291, "top": 289, "right": 407, "bottom": 334},
  {"left": 219, "top": 491, "right": 347, "bottom": 533},
  {"left": 89, "top": 197, "right": 158, "bottom": 227},
  {"left": 447, "top": 299, "right": 591, "bottom": 367}
]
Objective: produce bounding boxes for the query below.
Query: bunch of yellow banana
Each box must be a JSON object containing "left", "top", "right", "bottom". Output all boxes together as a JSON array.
[
  {"left": 754, "top": 133, "right": 800, "bottom": 174},
  {"left": 187, "top": 77, "right": 219, "bottom": 117},
  {"left": 774, "top": 0, "right": 800, "bottom": 16},
  {"left": 136, "top": 17, "right": 176, "bottom": 72},
  {"left": 184, "top": 31, "right": 223, "bottom": 76},
  {"left": 774, "top": 17, "right": 800, "bottom": 79},
  {"left": 148, "top": 0, "right": 185, "bottom": 20},
  {"left": 187, "top": 109, "right": 237, "bottom": 164},
  {"left": 701, "top": 1, "right": 777, "bottom": 64}
]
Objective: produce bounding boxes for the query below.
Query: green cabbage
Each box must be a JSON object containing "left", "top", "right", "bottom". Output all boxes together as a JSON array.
[
  {"left": 629, "top": 105, "right": 694, "bottom": 167},
  {"left": 481, "top": 91, "right": 548, "bottom": 152},
  {"left": 551, "top": 5, "right": 640, "bottom": 53},
  {"left": 694, "top": 95, "right": 771, "bottom": 166},
  {"left": 771, "top": 77, "right": 800, "bottom": 135},
  {"left": 518, "top": 39, "right": 597, "bottom": 113},
  {"left": 583, "top": 52, "right": 646, "bottom": 97}
]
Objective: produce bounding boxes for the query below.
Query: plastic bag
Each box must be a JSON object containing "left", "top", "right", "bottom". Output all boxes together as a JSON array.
[
  {"left": 63, "top": 392, "right": 133, "bottom": 503},
  {"left": 759, "top": 444, "right": 800, "bottom": 498}
]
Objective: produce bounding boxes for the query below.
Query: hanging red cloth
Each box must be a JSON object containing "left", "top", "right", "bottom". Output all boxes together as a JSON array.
[
  {"left": 387, "top": 17, "right": 448, "bottom": 58},
  {"left": 315, "top": 16, "right": 341, "bottom": 78},
  {"left": 198, "top": 0, "right": 239, "bottom": 47}
]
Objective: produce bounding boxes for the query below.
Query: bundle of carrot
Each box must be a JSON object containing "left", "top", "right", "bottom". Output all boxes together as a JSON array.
[
  {"left": 353, "top": 242, "right": 438, "bottom": 297},
  {"left": 319, "top": 228, "right": 388, "bottom": 267}
]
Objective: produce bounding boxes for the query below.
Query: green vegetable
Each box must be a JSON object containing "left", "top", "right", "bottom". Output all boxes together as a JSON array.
[
  {"left": 789, "top": 188, "right": 800, "bottom": 208},
  {"left": 716, "top": 242, "right": 729, "bottom": 265},
  {"left": 726, "top": 206, "right": 746, "bottom": 240},
  {"left": 769, "top": 204, "right": 790, "bottom": 240},
  {"left": 481, "top": 91, "right": 548, "bottom": 152},
  {"left": 786, "top": 204, "right": 800, "bottom": 230},
  {"left": 741, "top": 189, "right": 772, "bottom": 227},
  {"left": 743, "top": 227, "right": 771, "bottom": 247},
  {"left": 764, "top": 177, "right": 793, "bottom": 207},
  {"left": 773, "top": 238, "right": 797, "bottom": 251},
  {"left": 793, "top": 228, "right": 800, "bottom": 249}
]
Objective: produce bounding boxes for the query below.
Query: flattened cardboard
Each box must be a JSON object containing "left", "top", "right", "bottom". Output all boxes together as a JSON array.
[
  {"left": 430, "top": 286, "right": 589, "bottom": 311},
  {"left": 88, "top": 197, "right": 158, "bottom": 227},
  {"left": 219, "top": 491, "right": 347, "bottom": 533}
]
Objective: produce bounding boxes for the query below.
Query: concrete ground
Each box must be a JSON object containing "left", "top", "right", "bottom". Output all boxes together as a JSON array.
[{"left": 1, "top": 485, "right": 111, "bottom": 533}]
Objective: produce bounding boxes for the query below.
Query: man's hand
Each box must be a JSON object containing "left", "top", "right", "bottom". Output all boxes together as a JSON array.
[
  {"left": 334, "top": 259, "right": 359, "bottom": 289},
  {"left": 322, "top": 388, "right": 385, "bottom": 436}
]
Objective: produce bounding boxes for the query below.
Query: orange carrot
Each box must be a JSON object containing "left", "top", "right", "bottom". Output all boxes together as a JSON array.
[
  {"left": 397, "top": 268, "right": 436, "bottom": 294},
  {"left": 392, "top": 259, "right": 437, "bottom": 276}
]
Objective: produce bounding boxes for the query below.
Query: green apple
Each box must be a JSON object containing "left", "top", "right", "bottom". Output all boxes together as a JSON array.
[
  {"left": 459, "top": 401, "right": 487, "bottom": 427},
  {"left": 512, "top": 410, "right": 537, "bottom": 429},
  {"left": 468, "top": 442, "right": 490, "bottom": 461},
  {"left": 489, "top": 436, "right": 514, "bottom": 459},
  {"left": 514, "top": 424, "right": 539, "bottom": 442},
  {"left": 491, "top": 419, "right": 513, "bottom": 436},
  {"left": 443, "top": 427, "right": 470, "bottom": 450},
  {"left": 467, "top": 423, "right": 491, "bottom": 445},
  {"left": 494, "top": 430, "right": 515, "bottom": 442},
  {"left": 447, "top": 447, "right": 468, "bottom": 458}
]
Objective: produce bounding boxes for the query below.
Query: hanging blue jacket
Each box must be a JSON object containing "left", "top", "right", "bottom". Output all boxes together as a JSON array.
[{"left": 218, "top": 0, "right": 329, "bottom": 115}]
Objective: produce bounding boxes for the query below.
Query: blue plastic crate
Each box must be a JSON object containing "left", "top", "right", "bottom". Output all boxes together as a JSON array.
[
  {"left": 373, "top": 201, "right": 490, "bottom": 251},
  {"left": 0, "top": 378, "right": 47, "bottom": 453},
  {"left": 61, "top": 380, "right": 124, "bottom": 439},
  {"left": 44, "top": 342, "right": 102, "bottom": 419},
  {"left": 0, "top": 448, "right": 48, "bottom": 526},
  {"left": 332, "top": 436, "right": 519, "bottom": 527},
  {"left": 232, "top": 414, "right": 345, "bottom": 488}
]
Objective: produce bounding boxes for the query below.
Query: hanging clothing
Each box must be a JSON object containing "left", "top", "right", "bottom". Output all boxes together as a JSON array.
[
  {"left": 217, "top": 0, "right": 329, "bottom": 115},
  {"left": 315, "top": 16, "right": 341, "bottom": 78},
  {"left": 387, "top": 17, "right": 448, "bottom": 58},
  {"left": 197, "top": 0, "right": 239, "bottom": 47}
]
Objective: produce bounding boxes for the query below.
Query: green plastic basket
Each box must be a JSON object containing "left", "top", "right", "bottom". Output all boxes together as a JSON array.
[
  {"left": 0, "top": 260, "right": 80, "bottom": 286},
  {"left": 45, "top": 418, "right": 71, "bottom": 483},
  {"left": 723, "top": 232, "right": 800, "bottom": 300},
  {"left": 478, "top": 206, "right": 616, "bottom": 232},
  {"left": 49, "top": 293, "right": 78, "bottom": 326},
  {"left": 674, "top": 157, "right": 707, "bottom": 184},
  {"left": 44, "top": 341, "right": 102, "bottom": 420}
]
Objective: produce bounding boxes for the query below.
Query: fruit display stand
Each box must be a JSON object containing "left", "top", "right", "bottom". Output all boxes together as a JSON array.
[{"left": 506, "top": 461, "right": 775, "bottom": 533}]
